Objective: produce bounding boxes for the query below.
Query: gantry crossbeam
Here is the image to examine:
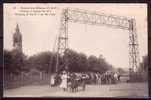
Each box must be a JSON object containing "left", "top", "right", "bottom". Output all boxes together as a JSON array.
[{"left": 67, "top": 8, "right": 130, "bottom": 30}]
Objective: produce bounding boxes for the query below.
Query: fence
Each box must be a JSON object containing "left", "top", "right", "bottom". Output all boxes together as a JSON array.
[{"left": 4, "top": 70, "right": 50, "bottom": 89}]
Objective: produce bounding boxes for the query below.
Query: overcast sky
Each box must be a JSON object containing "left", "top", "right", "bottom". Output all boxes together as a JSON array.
[{"left": 4, "top": 3, "right": 147, "bottom": 69}]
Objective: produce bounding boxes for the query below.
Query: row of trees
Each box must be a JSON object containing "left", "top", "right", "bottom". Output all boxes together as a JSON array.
[
  {"left": 4, "top": 49, "right": 114, "bottom": 75},
  {"left": 4, "top": 49, "right": 148, "bottom": 75},
  {"left": 64, "top": 49, "right": 113, "bottom": 73}
]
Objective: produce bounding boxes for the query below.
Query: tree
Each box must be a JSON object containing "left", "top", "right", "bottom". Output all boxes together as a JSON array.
[
  {"left": 26, "top": 51, "right": 56, "bottom": 73},
  {"left": 87, "top": 55, "right": 113, "bottom": 73},
  {"left": 116, "top": 67, "right": 126, "bottom": 74},
  {"left": 64, "top": 49, "right": 88, "bottom": 72},
  {"left": 87, "top": 55, "right": 98, "bottom": 72},
  {"left": 64, "top": 49, "right": 79, "bottom": 72},
  {"left": 4, "top": 50, "right": 14, "bottom": 74},
  {"left": 98, "top": 55, "right": 111, "bottom": 73},
  {"left": 77, "top": 52, "right": 88, "bottom": 72},
  {"left": 4, "top": 49, "right": 26, "bottom": 75}
]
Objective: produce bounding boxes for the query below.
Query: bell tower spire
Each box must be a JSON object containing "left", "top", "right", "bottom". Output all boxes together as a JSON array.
[
  {"left": 13, "top": 24, "right": 22, "bottom": 53},
  {"left": 16, "top": 24, "right": 20, "bottom": 33}
]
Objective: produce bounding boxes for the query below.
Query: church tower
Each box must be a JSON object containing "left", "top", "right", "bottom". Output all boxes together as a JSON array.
[{"left": 13, "top": 24, "right": 22, "bottom": 53}]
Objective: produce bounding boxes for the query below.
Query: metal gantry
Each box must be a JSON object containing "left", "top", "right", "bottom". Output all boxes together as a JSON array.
[
  {"left": 55, "top": 8, "right": 140, "bottom": 73},
  {"left": 55, "top": 9, "right": 69, "bottom": 72}
]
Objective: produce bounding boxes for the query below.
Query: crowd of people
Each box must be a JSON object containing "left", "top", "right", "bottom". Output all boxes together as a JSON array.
[{"left": 50, "top": 70, "right": 120, "bottom": 92}]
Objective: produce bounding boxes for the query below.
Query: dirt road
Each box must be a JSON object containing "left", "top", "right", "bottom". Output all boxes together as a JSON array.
[{"left": 3, "top": 82, "right": 148, "bottom": 98}]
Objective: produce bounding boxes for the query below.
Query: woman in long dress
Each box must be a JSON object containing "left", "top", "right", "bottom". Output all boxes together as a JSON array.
[
  {"left": 60, "top": 71, "right": 68, "bottom": 91},
  {"left": 50, "top": 74, "right": 55, "bottom": 87},
  {"left": 114, "top": 72, "right": 118, "bottom": 83}
]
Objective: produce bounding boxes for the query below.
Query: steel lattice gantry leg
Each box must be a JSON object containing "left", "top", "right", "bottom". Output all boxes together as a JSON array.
[
  {"left": 129, "top": 19, "right": 140, "bottom": 73},
  {"left": 56, "top": 9, "right": 69, "bottom": 73}
]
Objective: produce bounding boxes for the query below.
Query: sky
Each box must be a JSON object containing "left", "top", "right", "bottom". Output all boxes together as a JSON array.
[{"left": 4, "top": 3, "right": 147, "bottom": 69}]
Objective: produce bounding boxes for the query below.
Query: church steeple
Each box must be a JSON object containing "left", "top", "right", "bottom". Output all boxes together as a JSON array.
[
  {"left": 16, "top": 24, "right": 20, "bottom": 33},
  {"left": 13, "top": 24, "right": 22, "bottom": 53}
]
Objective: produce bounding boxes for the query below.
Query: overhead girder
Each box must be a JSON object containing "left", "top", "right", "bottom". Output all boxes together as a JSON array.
[{"left": 67, "top": 8, "right": 130, "bottom": 30}]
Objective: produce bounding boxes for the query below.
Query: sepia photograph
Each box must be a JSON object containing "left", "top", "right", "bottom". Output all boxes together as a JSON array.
[{"left": 3, "top": 3, "right": 148, "bottom": 98}]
